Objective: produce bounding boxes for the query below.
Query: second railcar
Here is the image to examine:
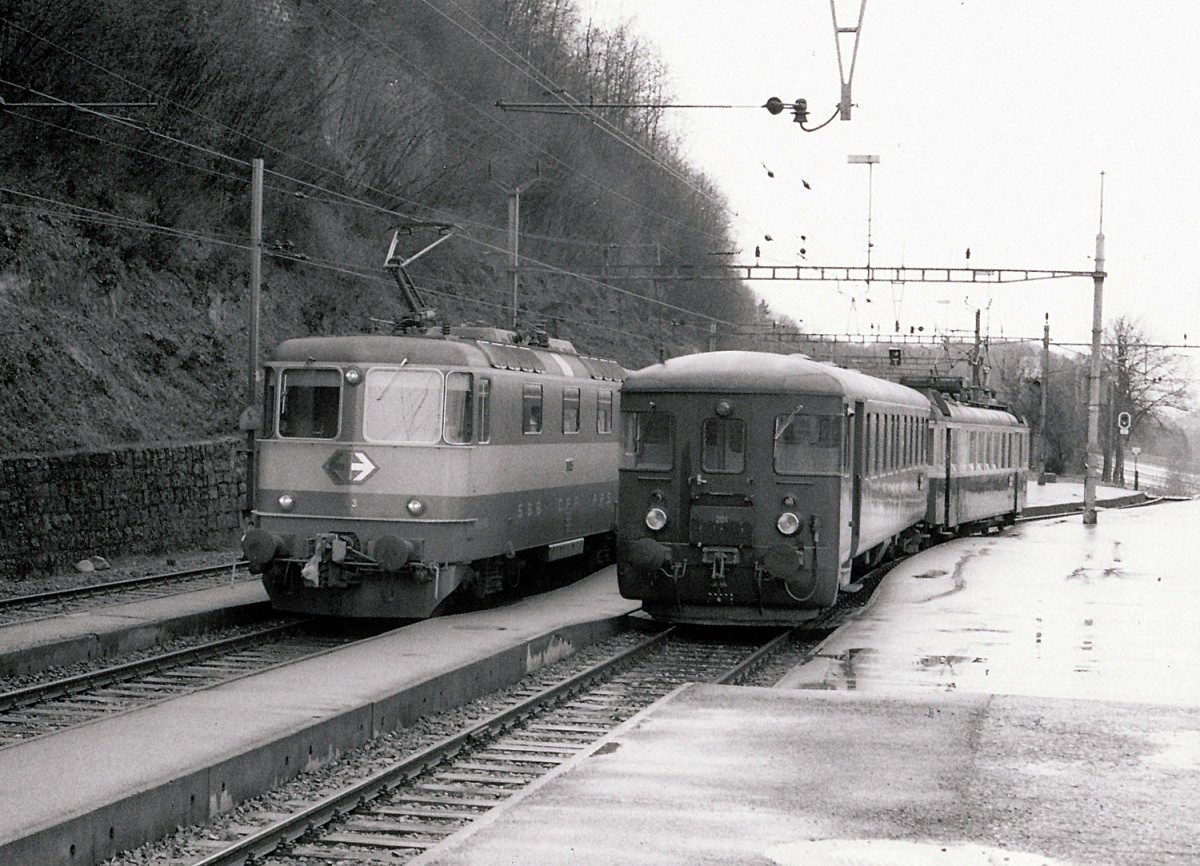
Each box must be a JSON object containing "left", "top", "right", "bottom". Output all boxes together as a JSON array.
[
  {"left": 616, "top": 351, "right": 933, "bottom": 626},
  {"left": 926, "top": 389, "right": 1028, "bottom": 532}
]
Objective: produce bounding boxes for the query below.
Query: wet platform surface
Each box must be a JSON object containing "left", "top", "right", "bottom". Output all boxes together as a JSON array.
[
  {"left": 415, "top": 497, "right": 1200, "bottom": 866},
  {"left": 777, "top": 497, "right": 1200, "bottom": 703}
]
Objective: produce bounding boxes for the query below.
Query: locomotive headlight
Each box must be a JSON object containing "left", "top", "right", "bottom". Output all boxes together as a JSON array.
[
  {"left": 776, "top": 511, "right": 801, "bottom": 536},
  {"left": 277, "top": 493, "right": 295, "bottom": 512},
  {"left": 344, "top": 367, "right": 362, "bottom": 385},
  {"left": 645, "top": 507, "right": 668, "bottom": 531},
  {"left": 406, "top": 497, "right": 426, "bottom": 516}
]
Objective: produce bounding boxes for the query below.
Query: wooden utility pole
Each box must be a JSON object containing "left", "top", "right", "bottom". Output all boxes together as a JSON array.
[{"left": 243, "top": 158, "right": 264, "bottom": 518}]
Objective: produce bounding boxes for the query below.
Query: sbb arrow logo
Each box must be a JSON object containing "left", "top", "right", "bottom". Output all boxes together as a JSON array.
[{"left": 323, "top": 450, "right": 378, "bottom": 485}]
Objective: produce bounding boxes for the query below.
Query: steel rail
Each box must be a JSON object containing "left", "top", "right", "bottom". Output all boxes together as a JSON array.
[
  {"left": 0, "top": 560, "right": 249, "bottom": 610},
  {"left": 0, "top": 619, "right": 310, "bottom": 712},
  {"left": 189, "top": 627, "right": 680, "bottom": 866}
]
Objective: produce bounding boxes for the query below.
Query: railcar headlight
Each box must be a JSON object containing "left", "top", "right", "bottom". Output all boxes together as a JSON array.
[
  {"left": 344, "top": 367, "right": 362, "bottom": 385},
  {"left": 776, "top": 511, "right": 801, "bottom": 536},
  {"left": 277, "top": 493, "right": 295, "bottom": 512},
  {"left": 406, "top": 497, "right": 426, "bottom": 516},
  {"left": 645, "top": 507, "right": 668, "bottom": 531}
]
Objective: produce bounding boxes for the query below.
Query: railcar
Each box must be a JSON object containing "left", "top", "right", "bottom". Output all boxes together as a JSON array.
[
  {"left": 241, "top": 328, "right": 625, "bottom": 618},
  {"left": 616, "top": 351, "right": 933, "bottom": 626},
  {"left": 616, "top": 350, "right": 1029, "bottom": 626}
]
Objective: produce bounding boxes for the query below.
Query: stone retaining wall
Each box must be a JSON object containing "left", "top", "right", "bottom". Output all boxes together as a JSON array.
[{"left": 0, "top": 439, "right": 246, "bottom": 579}]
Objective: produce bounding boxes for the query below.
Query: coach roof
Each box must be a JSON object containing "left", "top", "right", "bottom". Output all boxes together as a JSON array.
[{"left": 624, "top": 351, "right": 931, "bottom": 409}]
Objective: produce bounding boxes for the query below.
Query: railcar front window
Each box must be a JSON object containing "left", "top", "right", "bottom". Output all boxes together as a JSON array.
[
  {"left": 363, "top": 368, "right": 442, "bottom": 443},
  {"left": 279, "top": 368, "right": 340, "bottom": 439},
  {"left": 621, "top": 410, "right": 674, "bottom": 470},
  {"left": 702, "top": 418, "right": 745, "bottom": 473},
  {"left": 444, "top": 372, "right": 473, "bottom": 444},
  {"left": 774, "top": 414, "right": 839, "bottom": 474}
]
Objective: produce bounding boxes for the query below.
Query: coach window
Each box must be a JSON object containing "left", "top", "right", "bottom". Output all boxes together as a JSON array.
[
  {"left": 522, "top": 384, "right": 543, "bottom": 434},
  {"left": 443, "top": 372, "right": 473, "bottom": 444},
  {"left": 279, "top": 368, "right": 340, "bottom": 439},
  {"left": 597, "top": 389, "right": 614, "bottom": 434},
  {"left": 562, "top": 387, "right": 581, "bottom": 434},
  {"left": 702, "top": 417, "right": 745, "bottom": 473},
  {"left": 622, "top": 410, "right": 674, "bottom": 470},
  {"left": 363, "top": 368, "right": 441, "bottom": 443},
  {"left": 775, "top": 414, "right": 838, "bottom": 474}
]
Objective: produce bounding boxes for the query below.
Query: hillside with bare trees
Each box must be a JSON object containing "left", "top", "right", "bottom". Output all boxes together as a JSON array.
[{"left": 0, "top": 0, "right": 758, "bottom": 454}]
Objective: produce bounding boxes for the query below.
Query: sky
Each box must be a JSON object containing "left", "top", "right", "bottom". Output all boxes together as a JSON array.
[{"left": 584, "top": 1, "right": 1200, "bottom": 354}]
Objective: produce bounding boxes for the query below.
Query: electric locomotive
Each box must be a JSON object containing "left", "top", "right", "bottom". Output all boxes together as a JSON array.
[
  {"left": 616, "top": 351, "right": 1028, "bottom": 627},
  {"left": 240, "top": 329, "right": 625, "bottom": 619}
]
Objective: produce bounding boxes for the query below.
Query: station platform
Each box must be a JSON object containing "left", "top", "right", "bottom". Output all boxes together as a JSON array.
[
  {"left": 0, "top": 579, "right": 269, "bottom": 678},
  {"left": 0, "top": 571, "right": 639, "bottom": 866},
  {"left": 1023, "top": 475, "right": 1146, "bottom": 515},
  {"left": 414, "top": 498, "right": 1200, "bottom": 866}
]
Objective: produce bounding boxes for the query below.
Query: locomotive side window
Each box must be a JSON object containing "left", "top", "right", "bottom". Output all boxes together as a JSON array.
[
  {"left": 443, "top": 372, "right": 474, "bottom": 444},
  {"left": 774, "top": 414, "right": 839, "bottom": 474},
  {"left": 362, "top": 368, "right": 442, "bottom": 443},
  {"left": 279, "top": 368, "right": 340, "bottom": 439},
  {"left": 261, "top": 367, "right": 277, "bottom": 437},
  {"left": 597, "top": 389, "right": 614, "bottom": 434},
  {"left": 702, "top": 418, "right": 745, "bottom": 473},
  {"left": 478, "top": 377, "right": 492, "bottom": 443},
  {"left": 621, "top": 410, "right": 674, "bottom": 470},
  {"left": 562, "top": 387, "right": 581, "bottom": 434},
  {"left": 522, "top": 384, "right": 543, "bottom": 434}
]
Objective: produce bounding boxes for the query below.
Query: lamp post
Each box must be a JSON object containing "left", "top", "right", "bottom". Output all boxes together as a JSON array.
[
  {"left": 847, "top": 154, "right": 879, "bottom": 270},
  {"left": 1131, "top": 446, "right": 1141, "bottom": 491}
]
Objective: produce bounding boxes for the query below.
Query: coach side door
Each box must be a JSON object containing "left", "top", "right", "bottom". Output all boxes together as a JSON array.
[{"left": 846, "top": 401, "right": 865, "bottom": 578}]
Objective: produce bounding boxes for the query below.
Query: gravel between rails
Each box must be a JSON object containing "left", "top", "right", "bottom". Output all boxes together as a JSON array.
[{"left": 100, "top": 630, "right": 652, "bottom": 866}]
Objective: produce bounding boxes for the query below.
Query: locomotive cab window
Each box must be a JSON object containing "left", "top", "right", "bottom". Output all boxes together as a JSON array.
[
  {"left": 362, "top": 367, "right": 442, "bottom": 443},
  {"left": 621, "top": 410, "right": 674, "bottom": 470},
  {"left": 774, "top": 414, "right": 839, "bottom": 474},
  {"left": 477, "top": 377, "right": 492, "bottom": 443},
  {"left": 261, "top": 367, "right": 277, "bottom": 437},
  {"left": 443, "top": 372, "right": 474, "bottom": 444},
  {"left": 279, "top": 368, "right": 340, "bottom": 439},
  {"left": 702, "top": 417, "right": 745, "bottom": 473}
]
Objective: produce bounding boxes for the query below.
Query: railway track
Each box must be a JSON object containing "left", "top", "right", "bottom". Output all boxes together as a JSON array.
[
  {"left": 0, "top": 619, "right": 367, "bottom": 746},
  {"left": 0, "top": 560, "right": 251, "bottom": 625},
  {"left": 183, "top": 626, "right": 816, "bottom": 866}
]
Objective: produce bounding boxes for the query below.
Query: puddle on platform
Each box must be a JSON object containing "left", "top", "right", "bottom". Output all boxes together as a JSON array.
[
  {"left": 766, "top": 838, "right": 1072, "bottom": 866},
  {"left": 1146, "top": 730, "right": 1200, "bottom": 771}
]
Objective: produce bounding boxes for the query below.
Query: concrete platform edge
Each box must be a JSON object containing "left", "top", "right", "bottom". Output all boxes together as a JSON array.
[
  {"left": 0, "top": 600, "right": 273, "bottom": 678},
  {"left": 0, "top": 613, "right": 632, "bottom": 866}
]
